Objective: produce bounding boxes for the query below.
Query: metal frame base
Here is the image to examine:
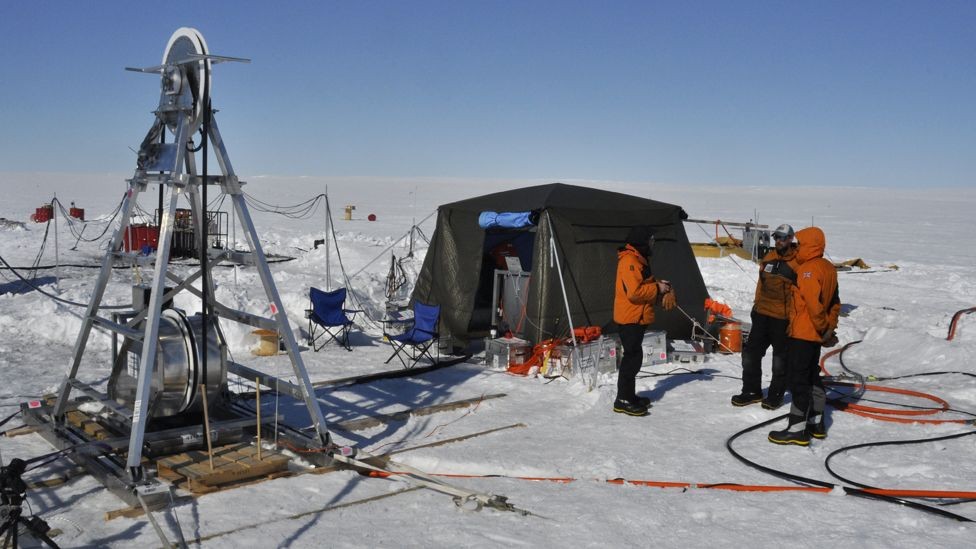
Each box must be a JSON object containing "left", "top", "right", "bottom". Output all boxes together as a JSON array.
[{"left": 23, "top": 381, "right": 331, "bottom": 507}]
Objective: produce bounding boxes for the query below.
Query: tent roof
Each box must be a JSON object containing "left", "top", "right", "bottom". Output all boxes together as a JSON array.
[{"left": 441, "top": 182, "right": 685, "bottom": 217}]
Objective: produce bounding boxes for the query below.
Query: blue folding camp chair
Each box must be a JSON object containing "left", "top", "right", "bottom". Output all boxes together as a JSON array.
[
  {"left": 305, "top": 287, "right": 362, "bottom": 351},
  {"left": 384, "top": 301, "right": 440, "bottom": 369}
]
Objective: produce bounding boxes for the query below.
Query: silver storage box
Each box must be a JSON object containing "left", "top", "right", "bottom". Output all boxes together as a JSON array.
[
  {"left": 642, "top": 330, "right": 669, "bottom": 366},
  {"left": 668, "top": 339, "right": 707, "bottom": 363},
  {"left": 485, "top": 337, "right": 531, "bottom": 369},
  {"left": 553, "top": 336, "right": 614, "bottom": 389}
]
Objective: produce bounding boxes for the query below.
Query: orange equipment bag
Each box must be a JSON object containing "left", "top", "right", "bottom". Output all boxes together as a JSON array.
[
  {"left": 508, "top": 338, "right": 565, "bottom": 376},
  {"left": 704, "top": 298, "right": 734, "bottom": 323},
  {"left": 572, "top": 326, "right": 602, "bottom": 343}
]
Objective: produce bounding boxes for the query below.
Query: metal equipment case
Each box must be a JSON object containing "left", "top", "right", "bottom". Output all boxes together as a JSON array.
[{"left": 485, "top": 336, "right": 531, "bottom": 369}]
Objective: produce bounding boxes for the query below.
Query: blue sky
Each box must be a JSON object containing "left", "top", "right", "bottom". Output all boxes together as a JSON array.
[{"left": 1, "top": 1, "right": 972, "bottom": 187}]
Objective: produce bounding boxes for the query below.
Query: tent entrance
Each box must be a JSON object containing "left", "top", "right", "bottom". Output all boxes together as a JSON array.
[
  {"left": 492, "top": 269, "right": 531, "bottom": 337},
  {"left": 468, "top": 229, "right": 536, "bottom": 337}
]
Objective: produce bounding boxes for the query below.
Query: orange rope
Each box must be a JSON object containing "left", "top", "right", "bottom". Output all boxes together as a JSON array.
[
  {"left": 365, "top": 470, "right": 976, "bottom": 499},
  {"left": 820, "top": 347, "right": 970, "bottom": 425}
]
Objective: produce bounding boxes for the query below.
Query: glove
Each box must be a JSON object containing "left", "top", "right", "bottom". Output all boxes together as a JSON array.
[
  {"left": 820, "top": 330, "right": 839, "bottom": 348},
  {"left": 661, "top": 290, "right": 677, "bottom": 311}
]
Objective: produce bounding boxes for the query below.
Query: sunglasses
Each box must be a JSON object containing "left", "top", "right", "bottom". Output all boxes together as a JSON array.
[{"left": 773, "top": 235, "right": 792, "bottom": 241}]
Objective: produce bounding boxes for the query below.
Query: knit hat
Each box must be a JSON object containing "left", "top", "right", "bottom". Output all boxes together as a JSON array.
[{"left": 625, "top": 225, "right": 652, "bottom": 247}]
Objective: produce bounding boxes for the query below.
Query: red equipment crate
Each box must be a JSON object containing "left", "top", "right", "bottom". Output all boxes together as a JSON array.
[
  {"left": 123, "top": 224, "right": 160, "bottom": 253},
  {"left": 31, "top": 205, "right": 54, "bottom": 223}
]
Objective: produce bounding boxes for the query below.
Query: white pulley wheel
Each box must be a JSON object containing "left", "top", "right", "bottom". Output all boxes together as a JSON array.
[{"left": 161, "top": 27, "right": 211, "bottom": 127}]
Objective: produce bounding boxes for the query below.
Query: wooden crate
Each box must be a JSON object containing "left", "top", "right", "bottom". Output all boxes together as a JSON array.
[{"left": 156, "top": 442, "right": 291, "bottom": 494}]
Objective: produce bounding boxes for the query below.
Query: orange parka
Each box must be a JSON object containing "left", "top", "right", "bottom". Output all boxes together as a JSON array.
[
  {"left": 788, "top": 227, "right": 840, "bottom": 342},
  {"left": 613, "top": 244, "right": 659, "bottom": 325},
  {"left": 753, "top": 245, "right": 799, "bottom": 319}
]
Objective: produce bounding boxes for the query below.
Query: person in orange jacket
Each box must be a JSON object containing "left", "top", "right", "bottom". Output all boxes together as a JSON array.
[
  {"left": 613, "top": 225, "right": 672, "bottom": 416},
  {"left": 731, "top": 224, "right": 798, "bottom": 409},
  {"left": 769, "top": 226, "right": 840, "bottom": 445}
]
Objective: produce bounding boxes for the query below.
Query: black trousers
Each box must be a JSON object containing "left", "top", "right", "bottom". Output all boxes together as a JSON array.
[
  {"left": 787, "top": 338, "right": 825, "bottom": 421},
  {"left": 616, "top": 323, "right": 647, "bottom": 401},
  {"left": 740, "top": 311, "right": 789, "bottom": 396}
]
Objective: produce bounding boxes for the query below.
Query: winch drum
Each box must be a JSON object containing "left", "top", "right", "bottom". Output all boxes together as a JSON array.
[{"left": 109, "top": 308, "right": 226, "bottom": 418}]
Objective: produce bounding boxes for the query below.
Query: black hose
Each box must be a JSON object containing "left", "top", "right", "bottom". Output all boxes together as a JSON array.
[
  {"left": 52, "top": 196, "right": 125, "bottom": 242},
  {"left": 725, "top": 415, "right": 974, "bottom": 522},
  {"left": 243, "top": 192, "right": 327, "bottom": 219},
  {"left": 0, "top": 252, "right": 129, "bottom": 309},
  {"left": 824, "top": 430, "right": 976, "bottom": 492},
  {"left": 636, "top": 367, "right": 741, "bottom": 382},
  {"left": 2, "top": 263, "right": 119, "bottom": 270},
  {"left": 0, "top": 255, "right": 295, "bottom": 271},
  {"left": 874, "top": 371, "right": 976, "bottom": 381},
  {"left": 23, "top": 440, "right": 113, "bottom": 472},
  {"left": 0, "top": 409, "right": 22, "bottom": 430},
  {"left": 825, "top": 386, "right": 976, "bottom": 419}
]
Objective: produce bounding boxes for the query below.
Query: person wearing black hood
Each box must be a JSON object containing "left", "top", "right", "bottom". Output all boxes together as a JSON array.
[{"left": 613, "top": 225, "right": 673, "bottom": 416}]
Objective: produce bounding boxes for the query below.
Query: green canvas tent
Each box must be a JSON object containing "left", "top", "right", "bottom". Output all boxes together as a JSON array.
[{"left": 412, "top": 183, "right": 709, "bottom": 346}]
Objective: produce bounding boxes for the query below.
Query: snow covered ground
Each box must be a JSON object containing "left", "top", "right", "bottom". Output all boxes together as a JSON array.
[{"left": 1, "top": 171, "right": 975, "bottom": 548}]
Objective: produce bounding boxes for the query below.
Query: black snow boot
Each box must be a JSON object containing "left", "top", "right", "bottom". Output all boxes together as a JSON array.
[
  {"left": 761, "top": 393, "right": 784, "bottom": 410},
  {"left": 613, "top": 397, "right": 649, "bottom": 417},
  {"left": 806, "top": 414, "right": 827, "bottom": 439},
  {"left": 731, "top": 392, "right": 763, "bottom": 407},
  {"left": 768, "top": 415, "right": 811, "bottom": 446},
  {"left": 634, "top": 395, "right": 652, "bottom": 408}
]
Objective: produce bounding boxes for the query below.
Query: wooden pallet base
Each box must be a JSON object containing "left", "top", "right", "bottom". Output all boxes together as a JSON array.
[
  {"left": 65, "top": 409, "right": 113, "bottom": 440},
  {"left": 157, "top": 442, "right": 291, "bottom": 495}
]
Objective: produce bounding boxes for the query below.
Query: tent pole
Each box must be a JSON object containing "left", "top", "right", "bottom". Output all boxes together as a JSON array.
[
  {"left": 325, "top": 189, "right": 331, "bottom": 291},
  {"left": 545, "top": 212, "right": 578, "bottom": 348}
]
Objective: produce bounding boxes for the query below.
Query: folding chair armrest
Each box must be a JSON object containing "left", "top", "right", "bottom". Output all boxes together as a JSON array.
[
  {"left": 304, "top": 308, "right": 314, "bottom": 319},
  {"left": 344, "top": 309, "right": 364, "bottom": 324}
]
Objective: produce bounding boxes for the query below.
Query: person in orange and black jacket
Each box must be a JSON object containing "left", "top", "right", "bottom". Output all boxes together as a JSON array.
[
  {"left": 613, "top": 225, "right": 672, "bottom": 416},
  {"left": 731, "top": 224, "right": 798, "bottom": 410},
  {"left": 769, "top": 226, "right": 840, "bottom": 446}
]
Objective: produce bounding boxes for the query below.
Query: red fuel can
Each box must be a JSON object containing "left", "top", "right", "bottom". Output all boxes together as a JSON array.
[{"left": 31, "top": 204, "right": 54, "bottom": 223}]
